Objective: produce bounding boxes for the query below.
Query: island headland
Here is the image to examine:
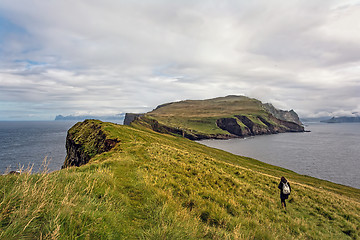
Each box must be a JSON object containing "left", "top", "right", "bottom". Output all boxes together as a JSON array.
[{"left": 124, "top": 95, "right": 304, "bottom": 140}]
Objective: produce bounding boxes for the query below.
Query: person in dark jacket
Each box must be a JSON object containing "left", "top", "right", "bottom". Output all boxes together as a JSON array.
[{"left": 278, "top": 176, "right": 291, "bottom": 209}]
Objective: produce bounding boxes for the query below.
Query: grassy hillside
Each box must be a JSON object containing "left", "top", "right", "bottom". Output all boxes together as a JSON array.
[
  {"left": 150, "top": 95, "right": 265, "bottom": 117},
  {"left": 1, "top": 120, "right": 359, "bottom": 239}
]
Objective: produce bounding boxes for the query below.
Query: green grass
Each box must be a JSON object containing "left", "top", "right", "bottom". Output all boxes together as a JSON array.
[
  {"left": 151, "top": 116, "right": 230, "bottom": 135},
  {"left": 149, "top": 95, "right": 266, "bottom": 118},
  {"left": 242, "top": 114, "right": 268, "bottom": 127},
  {"left": 1, "top": 120, "right": 359, "bottom": 239}
]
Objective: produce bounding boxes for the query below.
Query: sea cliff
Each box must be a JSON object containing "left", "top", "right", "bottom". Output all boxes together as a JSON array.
[{"left": 62, "top": 120, "right": 119, "bottom": 168}]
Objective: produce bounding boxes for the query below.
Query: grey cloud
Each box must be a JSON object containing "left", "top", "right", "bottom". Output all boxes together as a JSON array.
[{"left": 0, "top": 0, "right": 359, "bottom": 120}]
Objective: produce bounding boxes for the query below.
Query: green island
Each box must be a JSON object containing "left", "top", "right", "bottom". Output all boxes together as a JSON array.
[
  {"left": 130, "top": 95, "right": 304, "bottom": 140},
  {"left": 1, "top": 96, "right": 359, "bottom": 239}
]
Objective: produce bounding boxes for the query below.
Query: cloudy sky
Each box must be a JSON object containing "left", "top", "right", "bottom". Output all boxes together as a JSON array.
[{"left": 1, "top": 0, "right": 360, "bottom": 120}]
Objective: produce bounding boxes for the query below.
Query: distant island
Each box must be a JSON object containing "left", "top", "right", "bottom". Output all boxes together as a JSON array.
[
  {"left": 321, "top": 116, "right": 360, "bottom": 123},
  {"left": 300, "top": 117, "right": 331, "bottom": 123},
  {"left": 55, "top": 114, "right": 125, "bottom": 122}
]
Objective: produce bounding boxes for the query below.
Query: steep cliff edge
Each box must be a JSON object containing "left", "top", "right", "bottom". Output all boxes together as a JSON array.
[
  {"left": 262, "top": 103, "right": 303, "bottom": 126},
  {"left": 133, "top": 116, "right": 234, "bottom": 140},
  {"left": 62, "top": 120, "right": 119, "bottom": 168},
  {"left": 123, "top": 113, "right": 144, "bottom": 125},
  {"left": 216, "top": 114, "right": 303, "bottom": 138},
  {"left": 131, "top": 95, "right": 304, "bottom": 140}
]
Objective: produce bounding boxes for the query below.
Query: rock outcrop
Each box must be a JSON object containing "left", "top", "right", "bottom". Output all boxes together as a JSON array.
[
  {"left": 123, "top": 113, "right": 145, "bottom": 125},
  {"left": 262, "top": 103, "right": 303, "bottom": 126},
  {"left": 62, "top": 120, "right": 119, "bottom": 168},
  {"left": 216, "top": 118, "right": 249, "bottom": 136},
  {"left": 135, "top": 117, "right": 233, "bottom": 140},
  {"left": 216, "top": 114, "right": 303, "bottom": 138}
]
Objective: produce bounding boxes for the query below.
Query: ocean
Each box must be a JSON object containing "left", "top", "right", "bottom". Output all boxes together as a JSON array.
[
  {"left": 0, "top": 121, "right": 77, "bottom": 173},
  {"left": 1, "top": 121, "right": 359, "bottom": 189},
  {"left": 199, "top": 123, "right": 360, "bottom": 189}
]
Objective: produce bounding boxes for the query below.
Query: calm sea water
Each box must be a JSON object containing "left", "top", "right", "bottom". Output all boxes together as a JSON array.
[
  {"left": 0, "top": 121, "right": 77, "bottom": 173},
  {"left": 200, "top": 123, "right": 360, "bottom": 189}
]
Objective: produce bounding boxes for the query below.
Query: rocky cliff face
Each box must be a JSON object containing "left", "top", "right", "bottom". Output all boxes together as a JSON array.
[
  {"left": 262, "top": 103, "right": 303, "bottom": 126},
  {"left": 62, "top": 120, "right": 119, "bottom": 168},
  {"left": 134, "top": 113, "right": 304, "bottom": 141},
  {"left": 123, "top": 113, "right": 145, "bottom": 125},
  {"left": 216, "top": 114, "right": 303, "bottom": 138},
  {"left": 216, "top": 118, "right": 250, "bottom": 136},
  {"left": 134, "top": 116, "right": 232, "bottom": 140}
]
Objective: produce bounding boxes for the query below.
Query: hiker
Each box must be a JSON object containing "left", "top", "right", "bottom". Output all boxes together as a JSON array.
[{"left": 278, "top": 176, "right": 291, "bottom": 209}]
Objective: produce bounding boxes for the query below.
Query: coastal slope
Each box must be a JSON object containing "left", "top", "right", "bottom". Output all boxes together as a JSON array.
[
  {"left": 1, "top": 119, "right": 358, "bottom": 239},
  {"left": 129, "top": 95, "right": 304, "bottom": 140}
]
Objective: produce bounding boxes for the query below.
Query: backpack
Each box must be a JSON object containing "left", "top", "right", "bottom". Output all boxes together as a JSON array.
[{"left": 282, "top": 182, "right": 291, "bottom": 195}]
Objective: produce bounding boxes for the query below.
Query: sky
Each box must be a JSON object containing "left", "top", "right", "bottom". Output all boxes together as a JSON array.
[{"left": 1, "top": 0, "right": 360, "bottom": 120}]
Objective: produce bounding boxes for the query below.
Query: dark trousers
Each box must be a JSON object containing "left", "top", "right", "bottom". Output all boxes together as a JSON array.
[{"left": 280, "top": 193, "right": 288, "bottom": 207}]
